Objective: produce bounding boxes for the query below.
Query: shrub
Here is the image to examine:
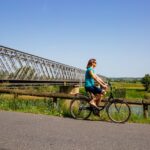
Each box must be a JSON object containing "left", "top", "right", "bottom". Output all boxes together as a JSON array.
[{"left": 141, "top": 74, "right": 150, "bottom": 91}]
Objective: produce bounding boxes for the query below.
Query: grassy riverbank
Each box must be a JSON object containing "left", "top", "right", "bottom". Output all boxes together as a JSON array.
[
  {"left": 0, "top": 82, "right": 150, "bottom": 124},
  {"left": 0, "top": 93, "right": 150, "bottom": 124}
]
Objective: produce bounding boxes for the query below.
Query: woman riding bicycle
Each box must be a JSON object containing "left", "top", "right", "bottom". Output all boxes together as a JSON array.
[{"left": 85, "top": 59, "right": 108, "bottom": 108}]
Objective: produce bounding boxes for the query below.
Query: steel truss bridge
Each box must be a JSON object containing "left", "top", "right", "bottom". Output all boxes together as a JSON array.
[{"left": 0, "top": 45, "right": 85, "bottom": 86}]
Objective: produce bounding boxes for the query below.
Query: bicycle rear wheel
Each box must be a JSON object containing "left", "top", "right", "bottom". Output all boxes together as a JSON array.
[
  {"left": 70, "top": 99, "right": 92, "bottom": 120},
  {"left": 107, "top": 100, "right": 131, "bottom": 123}
]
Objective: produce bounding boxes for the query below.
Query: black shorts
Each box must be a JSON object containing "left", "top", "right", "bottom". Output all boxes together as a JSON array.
[{"left": 85, "top": 86, "right": 102, "bottom": 95}]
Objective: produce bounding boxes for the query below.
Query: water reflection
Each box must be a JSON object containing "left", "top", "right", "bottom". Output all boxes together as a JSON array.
[{"left": 130, "top": 105, "right": 150, "bottom": 116}]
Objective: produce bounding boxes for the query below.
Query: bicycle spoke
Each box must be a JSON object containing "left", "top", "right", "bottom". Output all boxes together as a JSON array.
[{"left": 114, "top": 103, "right": 122, "bottom": 112}]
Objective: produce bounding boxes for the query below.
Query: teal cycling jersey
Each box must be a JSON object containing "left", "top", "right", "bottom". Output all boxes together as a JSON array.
[{"left": 85, "top": 67, "right": 95, "bottom": 87}]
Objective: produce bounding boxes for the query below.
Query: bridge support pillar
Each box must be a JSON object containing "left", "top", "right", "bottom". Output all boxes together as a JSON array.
[
  {"left": 59, "top": 85, "right": 79, "bottom": 94},
  {"left": 59, "top": 85, "right": 80, "bottom": 111}
]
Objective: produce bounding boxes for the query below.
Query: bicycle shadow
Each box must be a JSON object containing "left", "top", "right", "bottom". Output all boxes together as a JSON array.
[
  {"left": 84, "top": 117, "right": 113, "bottom": 123},
  {"left": 66, "top": 116, "right": 113, "bottom": 124}
]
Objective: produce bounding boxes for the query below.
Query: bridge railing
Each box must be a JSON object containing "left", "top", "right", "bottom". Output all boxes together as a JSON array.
[{"left": 0, "top": 45, "right": 85, "bottom": 84}]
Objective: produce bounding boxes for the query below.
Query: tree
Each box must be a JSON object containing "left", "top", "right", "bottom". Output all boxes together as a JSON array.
[{"left": 141, "top": 74, "right": 150, "bottom": 91}]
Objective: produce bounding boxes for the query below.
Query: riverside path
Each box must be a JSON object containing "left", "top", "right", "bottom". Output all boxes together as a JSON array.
[{"left": 0, "top": 110, "right": 150, "bottom": 150}]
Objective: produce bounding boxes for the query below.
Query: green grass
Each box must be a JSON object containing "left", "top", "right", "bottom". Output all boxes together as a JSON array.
[
  {"left": 0, "top": 94, "right": 73, "bottom": 118},
  {"left": 0, "top": 94, "right": 60, "bottom": 116},
  {"left": 126, "top": 89, "right": 145, "bottom": 99},
  {"left": 129, "top": 114, "right": 150, "bottom": 123},
  {"left": 0, "top": 82, "right": 150, "bottom": 124},
  {"left": 0, "top": 95, "right": 150, "bottom": 124}
]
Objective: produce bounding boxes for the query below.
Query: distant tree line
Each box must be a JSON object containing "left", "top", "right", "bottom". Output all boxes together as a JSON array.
[{"left": 109, "top": 77, "right": 141, "bottom": 83}]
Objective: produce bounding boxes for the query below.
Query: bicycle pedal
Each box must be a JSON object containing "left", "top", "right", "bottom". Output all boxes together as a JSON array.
[{"left": 93, "top": 109, "right": 100, "bottom": 116}]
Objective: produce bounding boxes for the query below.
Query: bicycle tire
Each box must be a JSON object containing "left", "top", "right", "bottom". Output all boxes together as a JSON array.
[
  {"left": 70, "top": 98, "right": 92, "bottom": 120},
  {"left": 107, "top": 100, "right": 131, "bottom": 123}
]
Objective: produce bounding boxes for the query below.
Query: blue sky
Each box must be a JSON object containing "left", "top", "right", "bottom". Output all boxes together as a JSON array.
[{"left": 0, "top": 0, "right": 150, "bottom": 77}]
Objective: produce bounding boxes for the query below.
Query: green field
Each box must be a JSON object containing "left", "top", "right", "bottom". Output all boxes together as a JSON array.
[{"left": 111, "top": 82, "right": 150, "bottom": 100}]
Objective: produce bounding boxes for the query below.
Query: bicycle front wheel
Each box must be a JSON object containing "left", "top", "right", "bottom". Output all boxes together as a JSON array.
[
  {"left": 107, "top": 100, "right": 131, "bottom": 123},
  {"left": 70, "top": 99, "right": 92, "bottom": 120}
]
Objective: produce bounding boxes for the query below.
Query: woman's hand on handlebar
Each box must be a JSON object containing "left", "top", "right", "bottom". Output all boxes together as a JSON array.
[{"left": 102, "top": 83, "right": 108, "bottom": 90}]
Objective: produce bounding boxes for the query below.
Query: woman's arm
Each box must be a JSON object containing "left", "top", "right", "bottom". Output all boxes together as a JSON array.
[{"left": 89, "top": 71, "right": 107, "bottom": 88}]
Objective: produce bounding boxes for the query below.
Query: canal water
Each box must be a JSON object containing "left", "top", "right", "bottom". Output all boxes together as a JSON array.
[{"left": 130, "top": 105, "right": 150, "bottom": 117}]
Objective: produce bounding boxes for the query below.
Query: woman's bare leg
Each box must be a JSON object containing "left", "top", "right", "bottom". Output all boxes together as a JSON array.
[
  {"left": 95, "top": 94, "right": 102, "bottom": 106},
  {"left": 89, "top": 98, "right": 97, "bottom": 105},
  {"left": 89, "top": 94, "right": 101, "bottom": 107}
]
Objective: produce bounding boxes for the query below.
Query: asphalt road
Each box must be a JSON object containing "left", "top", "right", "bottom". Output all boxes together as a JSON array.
[{"left": 0, "top": 111, "right": 150, "bottom": 150}]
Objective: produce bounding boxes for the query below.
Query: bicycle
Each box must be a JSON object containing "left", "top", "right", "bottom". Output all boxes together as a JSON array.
[{"left": 70, "top": 82, "right": 131, "bottom": 123}]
